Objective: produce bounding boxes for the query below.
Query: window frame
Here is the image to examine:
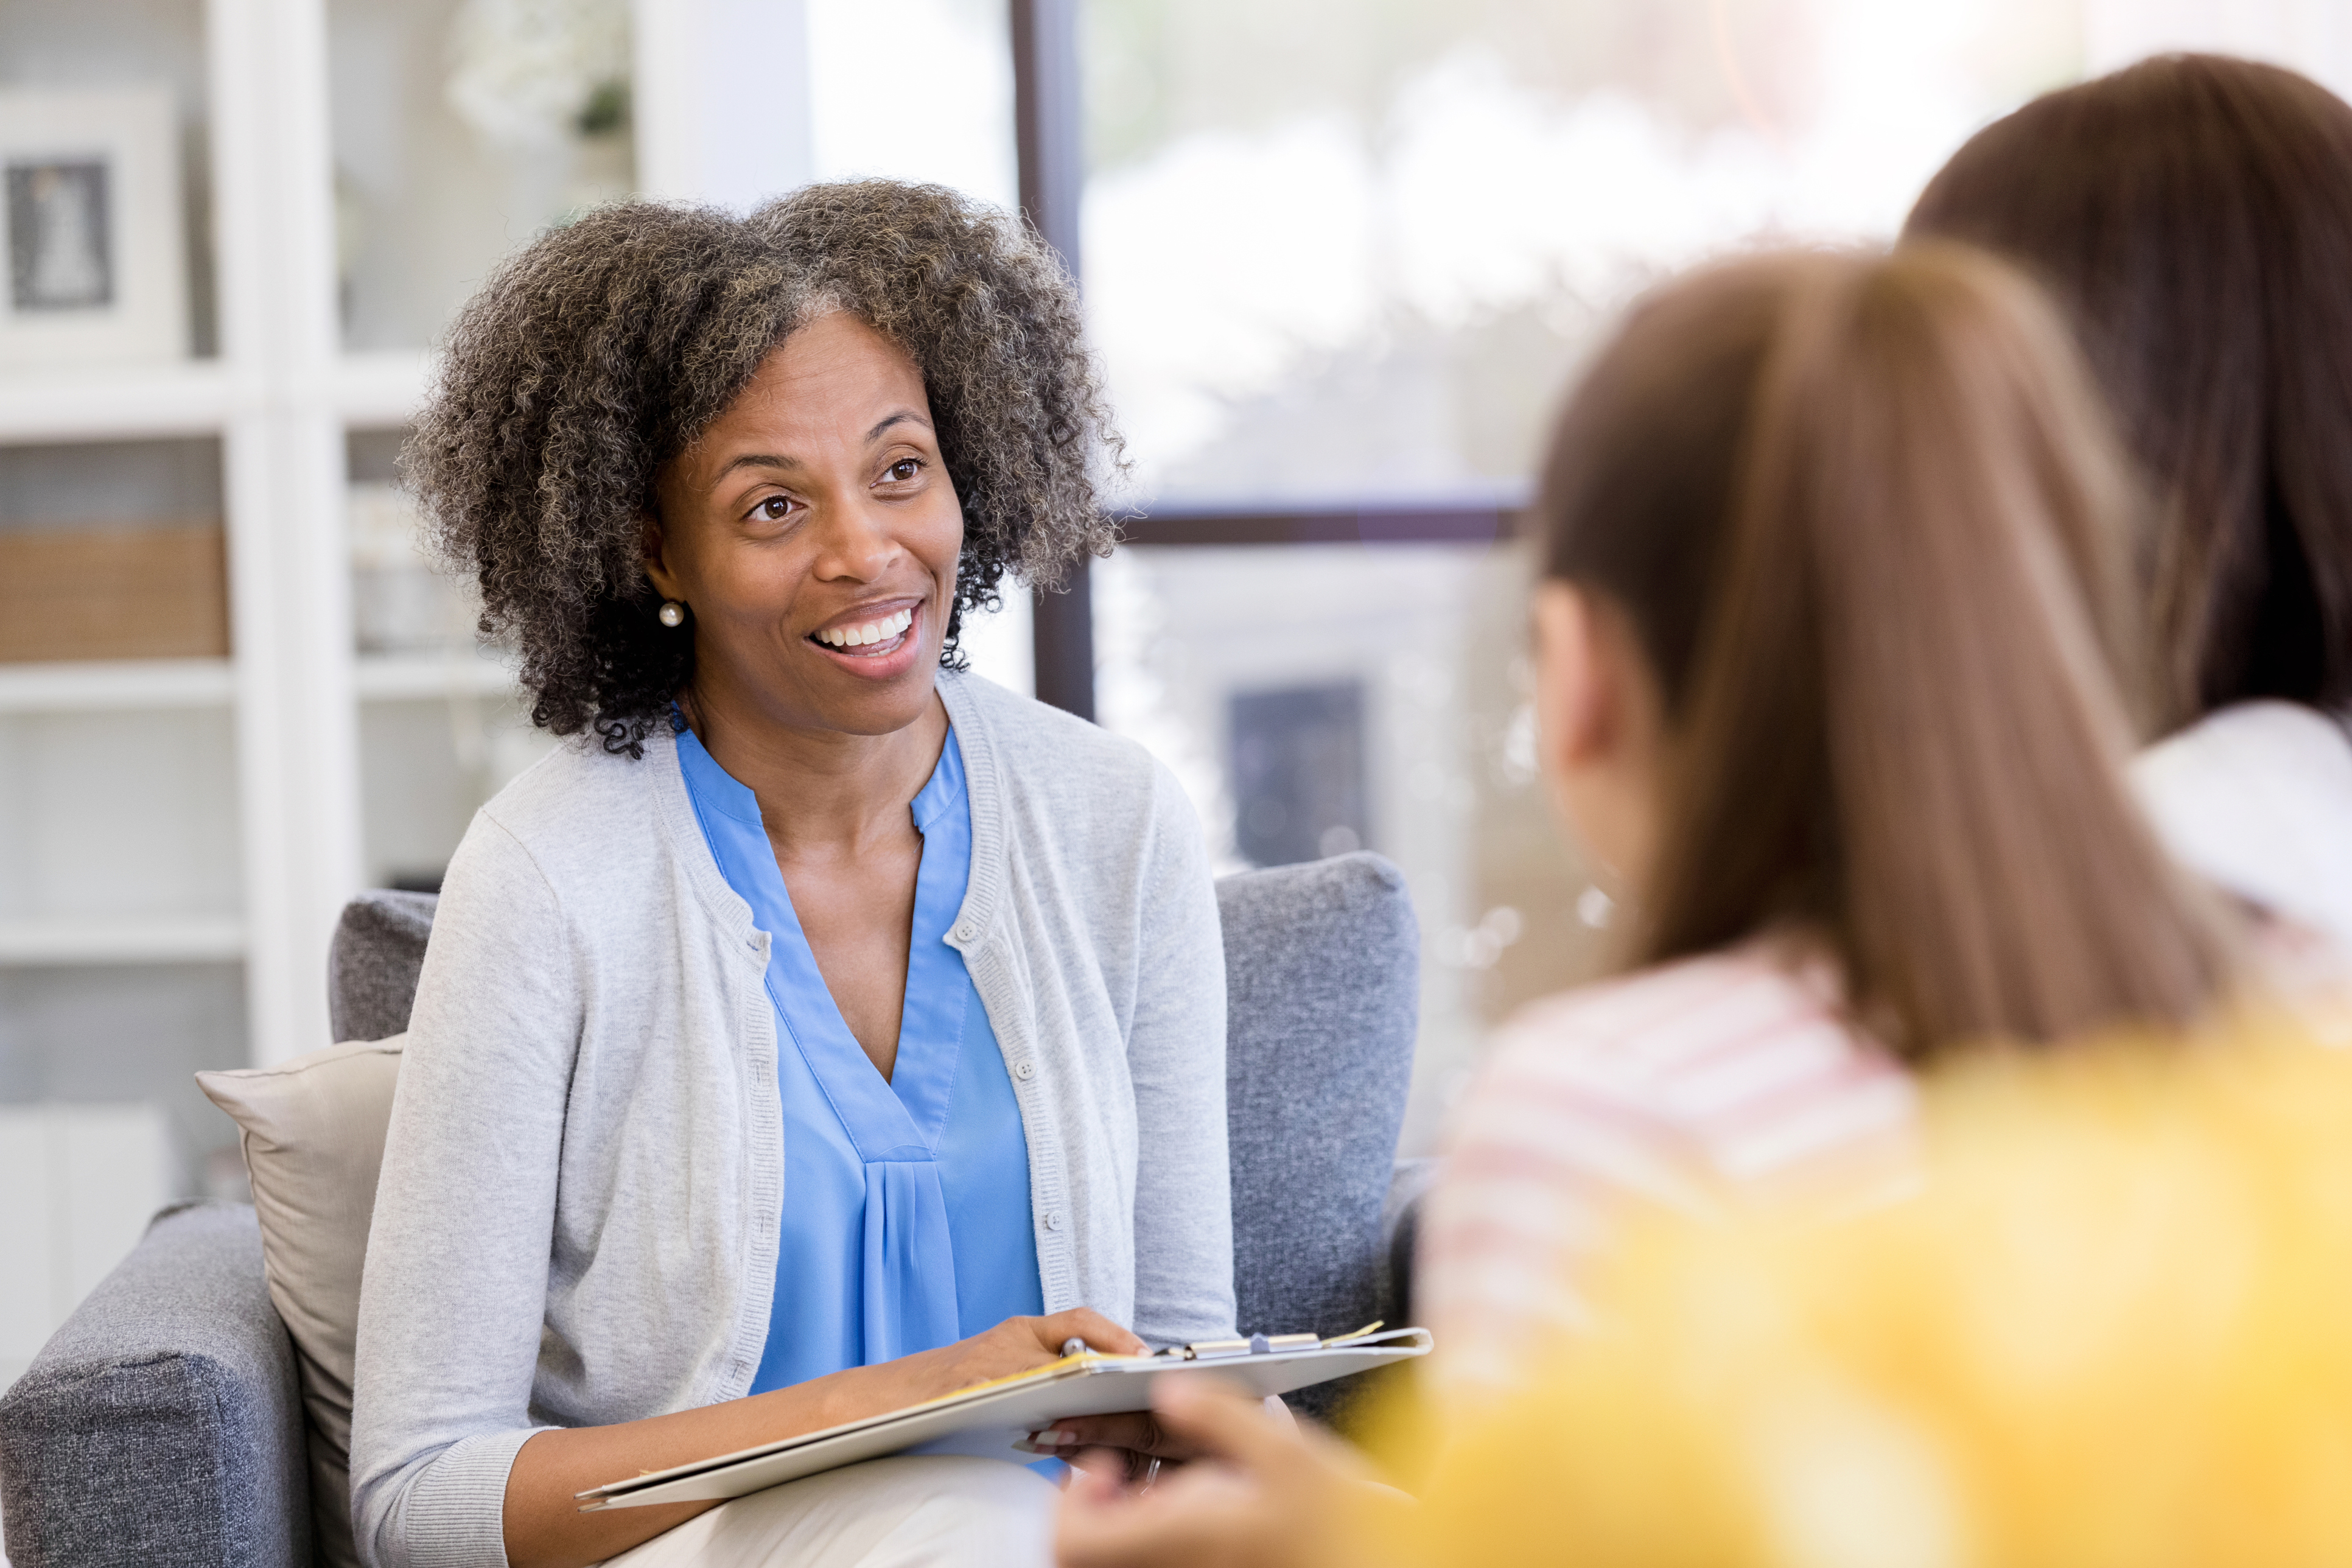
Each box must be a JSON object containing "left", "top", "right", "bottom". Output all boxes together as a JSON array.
[{"left": 1009, "top": 0, "right": 1517, "bottom": 717}]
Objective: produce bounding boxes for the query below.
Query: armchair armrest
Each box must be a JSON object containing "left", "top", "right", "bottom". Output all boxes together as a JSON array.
[{"left": 0, "top": 1201, "right": 310, "bottom": 1568}]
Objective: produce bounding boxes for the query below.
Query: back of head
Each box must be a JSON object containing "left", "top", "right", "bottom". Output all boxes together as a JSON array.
[
  {"left": 1539, "top": 245, "right": 2230, "bottom": 1057},
  {"left": 1906, "top": 54, "right": 2352, "bottom": 726}
]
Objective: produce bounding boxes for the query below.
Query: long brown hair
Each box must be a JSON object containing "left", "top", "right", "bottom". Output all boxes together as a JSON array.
[
  {"left": 1539, "top": 246, "right": 2230, "bottom": 1058},
  {"left": 1906, "top": 55, "right": 2352, "bottom": 728}
]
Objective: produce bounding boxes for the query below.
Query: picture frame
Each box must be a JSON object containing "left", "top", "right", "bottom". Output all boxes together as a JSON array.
[{"left": 0, "top": 87, "right": 189, "bottom": 368}]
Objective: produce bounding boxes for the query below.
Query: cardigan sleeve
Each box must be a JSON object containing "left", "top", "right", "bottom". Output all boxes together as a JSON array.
[
  {"left": 349, "top": 814, "right": 579, "bottom": 1568},
  {"left": 1122, "top": 760, "right": 1240, "bottom": 1348}
]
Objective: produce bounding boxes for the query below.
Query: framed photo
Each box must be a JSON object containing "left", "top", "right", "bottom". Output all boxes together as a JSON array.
[{"left": 0, "top": 88, "right": 188, "bottom": 368}]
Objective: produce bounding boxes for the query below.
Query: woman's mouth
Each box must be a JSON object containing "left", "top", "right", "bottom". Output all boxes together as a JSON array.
[{"left": 808, "top": 604, "right": 915, "bottom": 659}]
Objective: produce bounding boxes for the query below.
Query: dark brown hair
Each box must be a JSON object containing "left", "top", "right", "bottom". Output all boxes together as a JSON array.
[
  {"left": 406, "top": 181, "right": 1121, "bottom": 757},
  {"left": 1906, "top": 54, "right": 2352, "bottom": 727},
  {"left": 1540, "top": 245, "right": 2230, "bottom": 1057}
]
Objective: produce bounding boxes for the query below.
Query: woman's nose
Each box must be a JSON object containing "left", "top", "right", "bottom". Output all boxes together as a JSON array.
[{"left": 808, "top": 496, "right": 903, "bottom": 581}]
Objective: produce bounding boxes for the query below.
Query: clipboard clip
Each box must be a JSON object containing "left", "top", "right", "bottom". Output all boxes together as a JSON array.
[{"left": 1166, "top": 1320, "right": 1405, "bottom": 1361}]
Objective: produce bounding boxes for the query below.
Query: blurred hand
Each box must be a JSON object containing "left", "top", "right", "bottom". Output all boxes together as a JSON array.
[{"left": 1054, "top": 1376, "right": 1394, "bottom": 1568}]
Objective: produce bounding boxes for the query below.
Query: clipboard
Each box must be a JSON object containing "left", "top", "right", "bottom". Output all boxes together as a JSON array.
[{"left": 578, "top": 1325, "right": 1433, "bottom": 1511}]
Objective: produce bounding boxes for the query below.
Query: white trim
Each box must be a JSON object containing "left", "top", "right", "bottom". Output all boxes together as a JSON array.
[
  {"left": 354, "top": 653, "right": 522, "bottom": 702},
  {"left": 328, "top": 349, "right": 432, "bottom": 428},
  {"left": 0, "top": 658, "right": 236, "bottom": 713},
  {"left": 210, "top": 0, "right": 363, "bottom": 1065}
]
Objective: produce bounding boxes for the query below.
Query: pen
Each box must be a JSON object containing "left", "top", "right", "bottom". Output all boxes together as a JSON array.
[{"left": 1060, "top": 1337, "right": 1088, "bottom": 1357}]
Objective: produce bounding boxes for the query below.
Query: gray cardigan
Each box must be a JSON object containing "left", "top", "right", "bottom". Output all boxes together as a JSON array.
[{"left": 348, "top": 671, "right": 1236, "bottom": 1568}]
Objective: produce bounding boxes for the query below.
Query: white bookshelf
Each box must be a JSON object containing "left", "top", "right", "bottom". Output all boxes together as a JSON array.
[
  {"left": 0, "top": 5, "right": 845, "bottom": 1405},
  {"left": 0, "top": 0, "right": 822, "bottom": 1102},
  {"left": 0, "top": 0, "right": 825, "bottom": 1401}
]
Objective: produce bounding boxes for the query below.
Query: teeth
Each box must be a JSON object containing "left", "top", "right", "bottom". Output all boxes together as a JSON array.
[{"left": 819, "top": 608, "right": 911, "bottom": 649}]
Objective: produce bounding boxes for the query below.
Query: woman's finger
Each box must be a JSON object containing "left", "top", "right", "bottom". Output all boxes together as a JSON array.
[
  {"left": 1143, "top": 1376, "right": 1302, "bottom": 1469},
  {"left": 1054, "top": 1307, "right": 1152, "bottom": 1354},
  {"left": 1037, "top": 1307, "right": 1147, "bottom": 1357},
  {"left": 1060, "top": 1454, "right": 1127, "bottom": 1508},
  {"left": 1025, "top": 1410, "right": 1207, "bottom": 1460},
  {"left": 1057, "top": 1443, "right": 1141, "bottom": 1483},
  {"left": 1055, "top": 1444, "right": 1297, "bottom": 1568}
]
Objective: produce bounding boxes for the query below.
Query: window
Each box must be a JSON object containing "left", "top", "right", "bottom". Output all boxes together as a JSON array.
[{"left": 1059, "top": 0, "right": 2086, "bottom": 1141}]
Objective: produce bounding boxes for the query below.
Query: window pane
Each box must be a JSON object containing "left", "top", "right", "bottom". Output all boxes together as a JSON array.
[
  {"left": 1097, "top": 542, "right": 1610, "bottom": 1149},
  {"left": 1080, "top": 0, "right": 2087, "bottom": 1146},
  {"left": 1078, "top": 0, "right": 2082, "bottom": 505}
]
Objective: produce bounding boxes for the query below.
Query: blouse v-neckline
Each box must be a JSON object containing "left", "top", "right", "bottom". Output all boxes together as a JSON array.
[{"left": 674, "top": 726, "right": 971, "bottom": 1164}]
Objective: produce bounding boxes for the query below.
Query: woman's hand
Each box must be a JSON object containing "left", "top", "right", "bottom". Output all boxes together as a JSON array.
[
  {"left": 501, "top": 1308, "right": 1144, "bottom": 1568},
  {"left": 1054, "top": 1376, "right": 1400, "bottom": 1568},
  {"left": 1021, "top": 1405, "right": 1217, "bottom": 1477},
  {"left": 901, "top": 1308, "right": 1146, "bottom": 1401}
]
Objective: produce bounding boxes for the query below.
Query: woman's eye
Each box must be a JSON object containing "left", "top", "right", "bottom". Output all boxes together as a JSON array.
[
  {"left": 753, "top": 495, "right": 794, "bottom": 522},
  {"left": 885, "top": 458, "right": 922, "bottom": 483}
]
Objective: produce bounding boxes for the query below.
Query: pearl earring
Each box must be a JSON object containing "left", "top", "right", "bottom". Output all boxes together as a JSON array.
[{"left": 657, "top": 600, "right": 685, "bottom": 628}]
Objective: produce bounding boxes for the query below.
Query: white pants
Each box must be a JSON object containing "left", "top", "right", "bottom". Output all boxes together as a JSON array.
[{"left": 601, "top": 1457, "right": 1059, "bottom": 1568}]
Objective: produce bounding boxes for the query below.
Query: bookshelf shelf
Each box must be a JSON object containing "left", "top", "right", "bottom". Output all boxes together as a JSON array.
[
  {"left": 0, "top": 914, "right": 247, "bottom": 966},
  {"left": 0, "top": 659, "right": 237, "bottom": 713},
  {"left": 0, "top": 364, "right": 248, "bottom": 442}
]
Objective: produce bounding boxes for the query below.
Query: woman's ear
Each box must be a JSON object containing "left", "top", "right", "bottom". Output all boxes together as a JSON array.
[
  {"left": 1532, "top": 578, "right": 1668, "bottom": 888},
  {"left": 641, "top": 511, "right": 682, "bottom": 601},
  {"left": 1531, "top": 579, "right": 1616, "bottom": 776}
]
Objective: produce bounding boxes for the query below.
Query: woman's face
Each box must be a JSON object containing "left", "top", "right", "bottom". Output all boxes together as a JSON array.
[{"left": 646, "top": 312, "right": 963, "bottom": 738}]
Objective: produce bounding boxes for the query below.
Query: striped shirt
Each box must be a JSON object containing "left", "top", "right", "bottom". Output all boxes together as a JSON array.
[{"left": 1418, "top": 940, "right": 1917, "bottom": 1393}]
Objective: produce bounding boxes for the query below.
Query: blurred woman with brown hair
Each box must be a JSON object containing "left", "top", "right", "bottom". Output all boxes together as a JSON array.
[
  {"left": 1048, "top": 242, "right": 2238, "bottom": 1567},
  {"left": 1412, "top": 239, "right": 2236, "bottom": 1391},
  {"left": 1907, "top": 54, "right": 2352, "bottom": 955}
]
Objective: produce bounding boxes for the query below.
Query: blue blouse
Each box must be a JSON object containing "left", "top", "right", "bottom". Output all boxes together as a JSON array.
[{"left": 676, "top": 724, "right": 1045, "bottom": 1392}]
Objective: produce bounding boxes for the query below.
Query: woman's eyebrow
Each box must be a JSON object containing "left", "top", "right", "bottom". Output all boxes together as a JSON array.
[
  {"left": 705, "top": 412, "right": 933, "bottom": 490},
  {"left": 710, "top": 452, "right": 799, "bottom": 489},
  {"left": 865, "top": 410, "right": 932, "bottom": 443}
]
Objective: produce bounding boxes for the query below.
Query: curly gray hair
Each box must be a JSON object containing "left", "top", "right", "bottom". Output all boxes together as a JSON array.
[{"left": 405, "top": 180, "right": 1122, "bottom": 755}]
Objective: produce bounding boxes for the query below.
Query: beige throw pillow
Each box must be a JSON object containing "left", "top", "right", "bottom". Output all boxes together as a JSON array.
[{"left": 198, "top": 1035, "right": 403, "bottom": 1568}]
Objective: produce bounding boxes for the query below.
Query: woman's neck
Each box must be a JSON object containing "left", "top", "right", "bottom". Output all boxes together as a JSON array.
[{"left": 681, "top": 679, "right": 950, "bottom": 861}]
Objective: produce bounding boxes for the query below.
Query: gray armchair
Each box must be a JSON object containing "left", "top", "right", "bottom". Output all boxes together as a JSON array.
[{"left": 1, "top": 852, "right": 1428, "bottom": 1567}]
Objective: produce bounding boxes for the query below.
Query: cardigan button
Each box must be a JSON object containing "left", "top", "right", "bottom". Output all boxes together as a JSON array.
[
  {"left": 1043, "top": 1211, "right": 1061, "bottom": 1231},
  {"left": 954, "top": 920, "right": 978, "bottom": 942},
  {"left": 1014, "top": 1060, "right": 1035, "bottom": 1082}
]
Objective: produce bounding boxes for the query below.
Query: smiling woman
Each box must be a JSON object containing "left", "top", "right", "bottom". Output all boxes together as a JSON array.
[{"left": 349, "top": 183, "right": 1237, "bottom": 1568}]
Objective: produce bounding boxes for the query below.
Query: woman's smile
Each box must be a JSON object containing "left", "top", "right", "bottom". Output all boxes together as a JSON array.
[{"left": 805, "top": 597, "right": 928, "bottom": 679}]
